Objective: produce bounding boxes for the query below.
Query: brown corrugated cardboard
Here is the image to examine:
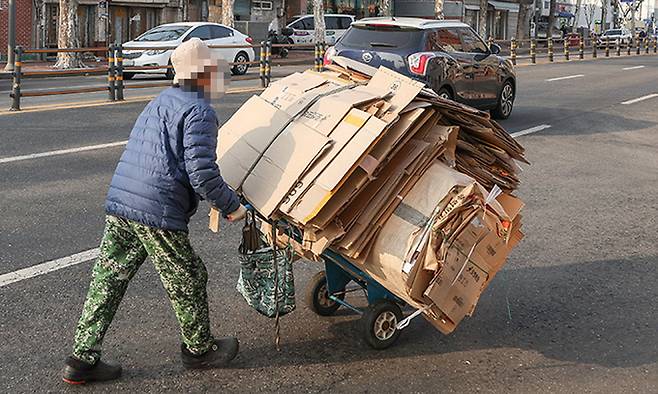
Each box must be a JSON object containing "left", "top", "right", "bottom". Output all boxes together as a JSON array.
[
  {"left": 287, "top": 115, "right": 389, "bottom": 224},
  {"left": 279, "top": 108, "right": 372, "bottom": 214},
  {"left": 424, "top": 246, "right": 490, "bottom": 325},
  {"left": 217, "top": 95, "right": 332, "bottom": 217}
]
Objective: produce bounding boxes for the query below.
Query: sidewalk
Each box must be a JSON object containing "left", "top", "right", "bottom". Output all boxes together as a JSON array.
[{"left": 0, "top": 60, "right": 109, "bottom": 79}]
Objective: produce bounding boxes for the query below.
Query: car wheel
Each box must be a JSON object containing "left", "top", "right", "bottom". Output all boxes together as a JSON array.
[
  {"left": 491, "top": 80, "right": 514, "bottom": 119},
  {"left": 437, "top": 87, "right": 453, "bottom": 101},
  {"left": 122, "top": 72, "right": 135, "bottom": 80},
  {"left": 231, "top": 52, "right": 249, "bottom": 76}
]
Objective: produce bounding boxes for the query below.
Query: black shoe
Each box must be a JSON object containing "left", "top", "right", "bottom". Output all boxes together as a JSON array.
[
  {"left": 62, "top": 356, "right": 122, "bottom": 385},
  {"left": 181, "top": 337, "right": 239, "bottom": 370}
]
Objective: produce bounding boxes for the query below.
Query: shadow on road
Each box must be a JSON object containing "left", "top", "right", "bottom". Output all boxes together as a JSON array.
[
  {"left": 234, "top": 256, "right": 657, "bottom": 369},
  {"left": 511, "top": 106, "right": 657, "bottom": 136}
]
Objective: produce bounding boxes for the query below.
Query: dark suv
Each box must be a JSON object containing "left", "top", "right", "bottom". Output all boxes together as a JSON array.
[{"left": 325, "top": 17, "right": 516, "bottom": 119}]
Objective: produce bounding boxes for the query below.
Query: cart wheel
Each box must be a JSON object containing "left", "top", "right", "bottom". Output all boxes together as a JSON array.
[
  {"left": 305, "top": 271, "right": 344, "bottom": 316},
  {"left": 361, "top": 300, "right": 403, "bottom": 350}
]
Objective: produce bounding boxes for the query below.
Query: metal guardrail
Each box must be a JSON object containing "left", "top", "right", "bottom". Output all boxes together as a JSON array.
[
  {"left": 8, "top": 42, "right": 323, "bottom": 111},
  {"left": 8, "top": 35, "right": 655, "bottom": 110},
  {"left": 505, "top": 33, "right": 657, "bottom": 65}
]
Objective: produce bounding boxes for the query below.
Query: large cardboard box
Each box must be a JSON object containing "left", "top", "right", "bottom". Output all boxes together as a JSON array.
[{"left": 217, "top": 95, "right": 332, "bottom": 217}]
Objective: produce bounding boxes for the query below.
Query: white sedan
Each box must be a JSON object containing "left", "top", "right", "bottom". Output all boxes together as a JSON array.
[
  {"left": 122, "top": 22, "right": 256, "bottom": 79},
  {"left": 597, "top": 28, "right": 633, "bottom": 47}
]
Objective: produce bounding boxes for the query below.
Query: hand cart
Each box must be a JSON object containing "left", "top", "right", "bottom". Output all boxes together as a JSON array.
[
  {"left": 307, "top": 249, "right": 409, "bottom": 350},
  {"left": 245, "top": 204, "right": 410, "bottom": 350}
]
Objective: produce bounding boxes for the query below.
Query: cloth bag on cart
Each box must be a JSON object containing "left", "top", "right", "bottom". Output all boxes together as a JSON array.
[{"left": 236, "top": 212, "right": 296, "bottom": 318}]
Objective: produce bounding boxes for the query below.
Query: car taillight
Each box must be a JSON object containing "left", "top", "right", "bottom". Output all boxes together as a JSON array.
[
  {"left": 324, "top": 46, "right": 336, "bottom": 66},
  {"left": 245, "top": 37, "right": 253, "bottom": 44},
  {"left": 407, "top": 52, "right": 436, "bottom": 76}
]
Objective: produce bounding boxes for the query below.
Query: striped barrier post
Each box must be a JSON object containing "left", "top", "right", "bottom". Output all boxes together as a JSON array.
[
  {"left": 605, "top": 37, "right": 610, "bottom": 57},
  {"left": 645, "top": 37, "right": 650, "bottom": 54},
  {"left": 616, "top": 38, "right": 621, "bottom": 56},
  {"left": 636, "top": 35, "right": 641, "bottom": 55},
  {"left": 115, "top": 45, "right": 124, "bottom": 101},
  {"left": 563, "top": 37, "right": 569, "bottom": 61},
  {"left": 510, "top": 37, "right": 517, "bottom": 65},
  {"left": 319, "top": 42, "right": 326, "bottom": 71},
  {"left": 10, "top": 46, "right": 22, "bottom": 111},
  {"left": 627, "top": 36, "right": 632, "bottom": 55},
  {"left": 259, "top": 41, "right": 266, "bottom": 88},
  {"left": 107, "top": 44, "right": 116, "bottom": 101},
  {"left": 265, "top": 40, "right": 272, "bottom": 86},
  {"left": 548, "top": 37, "right": 554, "bottom": 62},
  {"left": 579, "top": 34, "right": 584, "bottom": 59},
  {"left": 314, "top": 42, "right": 322, "bottom": 71},
  {"left": 530, "top": 39, "right": 536, "bottom": 64},
  {"left": 654, "top": 37, "right": 657, "bottom": 53},
  {"left": 592, "top": 34, "right": 597, "bottom": 58}
]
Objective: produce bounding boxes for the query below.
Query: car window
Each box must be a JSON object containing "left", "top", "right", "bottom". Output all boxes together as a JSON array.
[
  {"left": 185, "top": 25, "right": 212, "bottom": 41},
  {"left": 290, "top": 20, "right": 304, "bottom": 30},
  {"left": 338, "top": 17, "right": 353, "bottom": 29},
  {"left": 211, "top": 25, "right": 233, "bottom": 39},
  {"left": 301, "top": 17, "right": 315, "bottom": 30},
  {"left": 425, "top": 28, "right": 463, "bottom": 52},
  {"left": 135, "top": 26, "right": 191, "bottom": 42},
  {"left": 325, "top": 16, "right": 340, "bottom": 30},
  {"left": 340, "top": 26, "right": 424, "bottom": 49},
  {"left": 459, "top": 27, "right": 488, "bottom": 54}
]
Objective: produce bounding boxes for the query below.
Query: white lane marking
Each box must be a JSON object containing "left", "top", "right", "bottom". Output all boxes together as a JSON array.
[
  {"left": 621, "top": 93, "right": 658, "bottom": 105},
  {"left": 622, "top": 65, "right": 645, "bottom": 70},
  {"left": 0, "top": 140, "right": 127, "bottom": 164},
  {"left": 0, "top": 121, "right": 551, "bottom": 288},
  {"left": 510, "top": 124, "right": 552, "bottom": 138},
  {"left": 0, "top": 249, "right": 99, "bottom": 288},
  {"left": 545, "top": 74, "right": 584, "bottom": 82}
]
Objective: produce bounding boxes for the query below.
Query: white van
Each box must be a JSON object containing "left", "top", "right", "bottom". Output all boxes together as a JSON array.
[{"left": 287, "top": 14, "right": 355, "bottom": 45}]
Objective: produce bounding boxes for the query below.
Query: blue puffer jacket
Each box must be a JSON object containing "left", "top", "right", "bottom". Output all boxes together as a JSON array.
[{"left": 105, "top": 87, "right": 240, "bottom": 232}]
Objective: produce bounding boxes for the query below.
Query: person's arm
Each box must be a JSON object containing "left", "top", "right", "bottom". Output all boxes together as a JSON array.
[{"left": 182, "top": 106, "right": 242, "bottom": 217}]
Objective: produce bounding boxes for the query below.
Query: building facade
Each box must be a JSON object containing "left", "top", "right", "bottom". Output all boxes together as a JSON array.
[
  {"left": 1, "top": 0, "right": 34, "bottom": 56},
  {"left": 395, "top": 0, "right": 519, "bottom": 39}
]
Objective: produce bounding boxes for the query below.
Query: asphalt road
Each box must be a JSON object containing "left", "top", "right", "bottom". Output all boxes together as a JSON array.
[{"left": 0, "top": 55, "right": 657, "bottom": 393}]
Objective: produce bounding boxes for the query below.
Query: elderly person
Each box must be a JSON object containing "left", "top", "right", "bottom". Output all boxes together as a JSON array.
[{"left": 62, "top": 38, "right": 246, "bottom": 385}]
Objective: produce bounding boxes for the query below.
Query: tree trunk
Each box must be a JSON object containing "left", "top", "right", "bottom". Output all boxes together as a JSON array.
[
  {"left": 600, "top": 0, "right": 607, "bottom": 32},
  {"left": 434, "top": 0, "right": 444, "bottom": 19},
  {"left": 572, "top": 0, "right": 582, "bottom": 32},
  {"left": 313, "top": 0, "right": 325, "bottom": 44},
  {"left": 275, "top": 0, "right": 287, "bottom": 34},
  {"left": 222, "top": 0, "right": 235, "bottom": 27},
  {"left": 54, "top": 0, "right": 85, "bottom": 69},
  {"left": 381, "top": 0, "right": 392, "bottom": 16},
  {"left": 516, "top": 0, "right": 533, "bottom": 39},
  {"left": 478, "top": 0, "right": 488, "bottom": 39},
  {"left": 547, "top": 0, "right": 557, "bottom": 37}
]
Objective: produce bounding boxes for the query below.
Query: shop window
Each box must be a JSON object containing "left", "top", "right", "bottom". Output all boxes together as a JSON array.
[{"left": 252, "top": 1, "right": 273, "bottom": 10}]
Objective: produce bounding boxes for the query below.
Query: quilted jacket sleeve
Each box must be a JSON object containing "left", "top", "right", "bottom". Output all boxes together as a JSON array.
[{"left": 183, "top": 105, "right": 240, "bottom": 215}]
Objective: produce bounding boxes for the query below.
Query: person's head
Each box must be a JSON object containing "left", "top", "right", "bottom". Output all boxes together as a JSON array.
[{"left": 171, "top": 38, "right": 229, "bottom": 99}]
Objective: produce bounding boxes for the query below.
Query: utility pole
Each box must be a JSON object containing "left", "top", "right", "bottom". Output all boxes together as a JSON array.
[{"left": 4, "top": 0, "right": 16, "bottom": 71}]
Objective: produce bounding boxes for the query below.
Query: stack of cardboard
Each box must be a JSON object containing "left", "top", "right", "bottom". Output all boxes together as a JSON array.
[{"left": 216, "top": 62, "right": 527, "bottom": 333}]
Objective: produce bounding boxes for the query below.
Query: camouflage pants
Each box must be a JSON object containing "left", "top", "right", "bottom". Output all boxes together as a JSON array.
[{"left": 72, "top": 215, "right": 214, "bottom": 365}]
